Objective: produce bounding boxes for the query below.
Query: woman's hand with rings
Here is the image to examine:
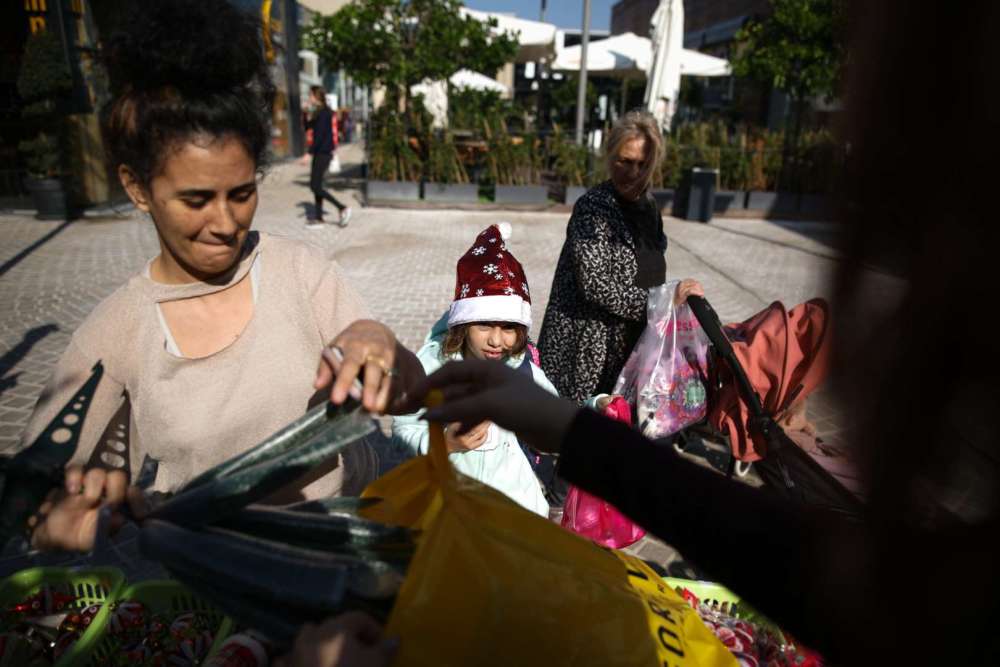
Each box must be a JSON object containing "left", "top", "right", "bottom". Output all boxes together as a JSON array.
[{"left": 315, "top": 319, "right": 420, "bottom": 414}]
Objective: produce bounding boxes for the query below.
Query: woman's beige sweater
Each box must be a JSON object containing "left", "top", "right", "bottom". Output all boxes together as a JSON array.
[{"left": 17, "top": 232, "right": 369, "bottom": 496}]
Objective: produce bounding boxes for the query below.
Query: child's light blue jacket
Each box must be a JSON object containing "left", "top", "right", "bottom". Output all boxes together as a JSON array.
[{"left": 391, "top": 314, "right": 555, "bottom": 516}]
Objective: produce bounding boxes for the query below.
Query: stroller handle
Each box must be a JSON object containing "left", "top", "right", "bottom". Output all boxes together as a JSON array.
[
  {"left": 686, "top": 295, "right": 733, "bottom": 357},
  {"left": 686, "top": 294, "right": 768, "bottom": 421}
]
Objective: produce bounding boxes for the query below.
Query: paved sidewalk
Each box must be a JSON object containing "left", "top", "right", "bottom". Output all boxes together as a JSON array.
[{"left": 0, "top": 143, "right": 901, "bottom": 569}]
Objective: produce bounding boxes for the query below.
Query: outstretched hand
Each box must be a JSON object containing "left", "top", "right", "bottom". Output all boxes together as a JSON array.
[{"left": 397, "top": 358, "right": 579, "bottom": 453}]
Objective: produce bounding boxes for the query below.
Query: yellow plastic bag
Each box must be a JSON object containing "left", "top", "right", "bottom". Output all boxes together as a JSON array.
[{"left": 362, "top": 399, "right": 736, "bottom": 666}]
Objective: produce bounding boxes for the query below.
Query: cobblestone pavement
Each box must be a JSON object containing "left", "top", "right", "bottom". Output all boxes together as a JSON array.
[{"left": 0, "top": 143, "right": 901, "bottom": 569}]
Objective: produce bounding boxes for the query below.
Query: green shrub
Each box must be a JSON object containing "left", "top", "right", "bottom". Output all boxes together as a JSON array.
[{"left": 16, "top": 30, "right": 73, "bottom": 178}]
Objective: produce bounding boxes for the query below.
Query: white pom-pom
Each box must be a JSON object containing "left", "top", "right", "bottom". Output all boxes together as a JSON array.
[{"left": 496, "top": 221, "right": 512, "bottom": 240}]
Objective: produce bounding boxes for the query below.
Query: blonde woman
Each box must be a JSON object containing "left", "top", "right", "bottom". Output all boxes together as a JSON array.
[{"left": 538, "top": 111, "right": 667, "bottom": 403}]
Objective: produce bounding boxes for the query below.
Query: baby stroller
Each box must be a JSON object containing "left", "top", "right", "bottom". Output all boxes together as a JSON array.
[{"left": 663, "top": 295, "right": 863, "bottom": 517}]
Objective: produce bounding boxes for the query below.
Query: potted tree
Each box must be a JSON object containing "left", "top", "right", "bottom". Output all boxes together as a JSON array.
[{"left": 17, "top": 30, "right": 73, "bottom": 220}]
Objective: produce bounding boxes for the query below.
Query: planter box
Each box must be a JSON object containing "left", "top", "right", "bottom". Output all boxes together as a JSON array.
[
  {"left": 424, "top": 182, "right": 479, "bottom": 203},
  {"left": 26, "top": 177, "right": 69, "bottom": 220},
  {"left": 799, "top": 194, "right": 832, "bottom": 217},
  {"left": 772, "top": 192, "right": 800, "bottom": 216},
  {"left": 495, "top": 185, "right": 549, "bottom": 205},
  {"left": 366, "top": 180, "right": 420, "bottom": 202},
  {"left": 714, "top": 190, "right": 746, "bottom": 214},
  {"left": 745, "top": 190, "right": 777, "bottom": 212},
  {"left": 564, "top": 185, "right": 588, "bottom": 206},
  {"left": 746, "top": 191, "right": 801, "bottom": 216},
  {"left": 651, "top": 189, "right": 675, "bottom": 212}
]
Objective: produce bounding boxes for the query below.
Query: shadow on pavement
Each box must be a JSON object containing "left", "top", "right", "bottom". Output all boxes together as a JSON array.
[
  {"left": 296, "top": 201, "right": 318, "bottom": 219},
  {"left": 766, "top": 220, "right": 842, "bottom": 250},
  {"left": 0, "top": 324, "right": 59, "bottom": 400},
  {"left": 0, "top": 219, "right": 74, "bottom": 278}
]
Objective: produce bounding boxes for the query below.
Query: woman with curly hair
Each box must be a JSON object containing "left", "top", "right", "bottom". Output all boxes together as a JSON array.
[{"left": 19, "top": 0, "right": 423, "bottom": 552}]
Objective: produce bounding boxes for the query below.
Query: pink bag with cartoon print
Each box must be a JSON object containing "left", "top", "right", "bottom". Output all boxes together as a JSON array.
[{"left": 560, "top": 397, "right": 646, "bottom": 548}]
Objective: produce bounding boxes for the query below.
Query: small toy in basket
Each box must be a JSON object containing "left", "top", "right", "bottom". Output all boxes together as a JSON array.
[
  {"left": 665, "top": 578, "right": 824, "bottom": 667},
  {"left": 89, "top": 579, "right": 233, "bottom": 666},
  {"left": 0, "top": 566, "right": 124, "bottom": 667},
  {"left": 204, "top": 630, "right": 273, "bottom": 667}
]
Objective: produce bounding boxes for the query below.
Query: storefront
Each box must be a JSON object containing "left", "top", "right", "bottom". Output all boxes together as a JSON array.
[
  {"left": 232, "top": 0, "right": 305, "bottom": 160},
  {"left": 1, "top": 0, "right": 303, "bottom": 211}
]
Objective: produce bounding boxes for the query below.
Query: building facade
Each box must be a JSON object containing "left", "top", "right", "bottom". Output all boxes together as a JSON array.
[
  {"left": 684, "top": 0, "right": 771, "bottom": 44},
  {"left": 610, "top": 0, "right": 660, "bottom": 37},
  {"left": 2, "top": 0, "right": 304, "bottom": 209}
]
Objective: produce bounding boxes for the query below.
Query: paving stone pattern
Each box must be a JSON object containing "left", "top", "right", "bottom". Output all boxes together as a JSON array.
[
  {"left": 0, "top": 145, "right": 899, "bottom": 567},
  {"left": 0, "top": 148, "right": 898, "bottom": 451}
]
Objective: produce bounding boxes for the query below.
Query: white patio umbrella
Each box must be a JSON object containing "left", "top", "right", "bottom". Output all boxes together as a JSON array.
[
  {"left": 552, "top": 35, "right": 731, "bottom": 80},
  {"left": 409, "top": 69, "right": 510, "bottom": 129},
  {"left": 410, "top": 79, "right": 449, "bottom": 129},
  {"left": 449, "top": 69, "right": 510, "bottom": 94},
  {"left": 460, "top": 8, "right": 557, "bottom": 63},
  {"left": 680, "top": 49, "right": 731, "bottom": 77},
  {"left": 644, "top": 0, "right": 684, "bottom": 130},
  {"left": 551, "top": 32, "right": 651, "bottom": 78}
]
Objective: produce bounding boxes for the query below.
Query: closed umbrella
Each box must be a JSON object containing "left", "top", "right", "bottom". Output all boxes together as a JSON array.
[{"left": 643, "top": 0, "right": 684, "bottom": 130}]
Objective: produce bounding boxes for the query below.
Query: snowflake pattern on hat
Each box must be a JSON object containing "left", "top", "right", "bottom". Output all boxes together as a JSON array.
[{"left": 449, "top": 223, "right": 532, "bottom": 327}]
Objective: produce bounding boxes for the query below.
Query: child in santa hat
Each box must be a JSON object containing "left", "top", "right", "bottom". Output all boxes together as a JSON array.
[{"left": 392, "top": 222, "right": 555, "bottom": 516}]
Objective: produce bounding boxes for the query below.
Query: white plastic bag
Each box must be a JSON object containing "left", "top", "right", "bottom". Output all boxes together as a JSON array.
[
  {"left": 614, "top": 281, "right": 711, "bottom": 439},
  {"left": 328, "top": 154, "right": 342, "bottom": 174}
]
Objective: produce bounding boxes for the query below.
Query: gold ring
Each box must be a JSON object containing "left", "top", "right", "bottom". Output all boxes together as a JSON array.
[{"left": 365, "top": 354, "right": 398, "bottom": 377}]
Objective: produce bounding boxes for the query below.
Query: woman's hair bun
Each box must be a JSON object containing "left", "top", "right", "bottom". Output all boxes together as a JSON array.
[{"left": 104, "top": 0, "right": 269, "bottom": 95}]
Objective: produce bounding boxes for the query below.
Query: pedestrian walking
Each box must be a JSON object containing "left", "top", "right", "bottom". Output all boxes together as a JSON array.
[{"left": 305, "top": 86, "right": 351, "bottom": 228}]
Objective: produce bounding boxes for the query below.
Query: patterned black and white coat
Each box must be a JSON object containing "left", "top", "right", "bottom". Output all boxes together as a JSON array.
[{"left": 538, "top": 180, "right": 666, "bottom": 403}]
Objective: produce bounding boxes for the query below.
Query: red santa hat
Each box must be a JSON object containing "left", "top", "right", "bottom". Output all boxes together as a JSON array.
[{"left": 448, "top": 222, "right": 532, "bottom": 328}]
